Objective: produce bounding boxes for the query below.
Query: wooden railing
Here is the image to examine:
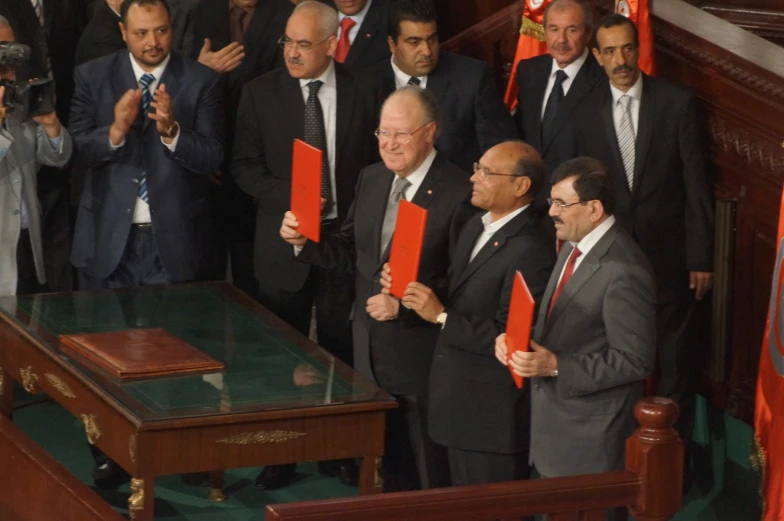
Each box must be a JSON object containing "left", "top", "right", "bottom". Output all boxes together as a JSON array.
[{"left": 266, "top": 398, "right": 683, "bottom": 521}]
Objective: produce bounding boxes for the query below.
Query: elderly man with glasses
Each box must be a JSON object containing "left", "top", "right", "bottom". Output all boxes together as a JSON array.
[
  {"left": 379, "top": 139, "right": 556, "bottom": 487},
  {"left": 281, "top": 85, "right": 475, "bottom": 491},
  {"left": 231, "top": 0, "right": 379, "bottom": 490}
]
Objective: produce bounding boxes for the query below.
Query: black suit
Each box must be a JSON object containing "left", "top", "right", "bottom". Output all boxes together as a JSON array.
[
  {"left": 298, "top": 152, "right": 475, "bottom": 490},
  {"left": 514, "top": 54, "right": 603, "bottom": 211},
  {"left": 231, "top": 63, "right": 378, "bottom": 363},
  {"left": 575, "top": 74, "right": 715, "bottom": 444},
  {"left": 325, "top": 0, "right": 391, "bottom": 71},
  {"left": 75, "top": 1, "right": 126, "bottom": 66},
  {"left": 190, "top": 0, "right": 294, "bottom": 297},
  {"left": 428, "top": 207, "right": 555, "bottom": 485},
  {"left": 364, "top": 51, "right": 518, "bottom": 173}
]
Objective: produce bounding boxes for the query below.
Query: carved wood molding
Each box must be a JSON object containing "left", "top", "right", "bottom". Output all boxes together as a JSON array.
[
  {"left": 442, "top": 0, "right": 523, "bottom": 53},
  {"left": 707, "top": 114, "right": 784, "bottom": 179}
]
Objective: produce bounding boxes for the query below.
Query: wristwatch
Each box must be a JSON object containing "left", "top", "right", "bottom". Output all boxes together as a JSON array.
[
  {"left": 436, "top": 312, "right": 448, "bottom": 329},
  {"left": 162, "top": 121, "right": 179, "bottom": 139}
]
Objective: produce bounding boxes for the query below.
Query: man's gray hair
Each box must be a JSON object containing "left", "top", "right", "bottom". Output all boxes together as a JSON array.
[
  {"left": 293, "top": 1, "right": 339, "bottom": 39},
  {"left": 382, "top": 86, "right": 440, "bottom": 127},
  {"left": 543, "top": 0, "right": 593, "bottom": 31}
]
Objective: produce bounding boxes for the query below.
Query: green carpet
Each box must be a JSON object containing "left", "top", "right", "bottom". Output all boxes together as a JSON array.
[{"left": 11, "top": 390, "right": 760, "bottom": 520}]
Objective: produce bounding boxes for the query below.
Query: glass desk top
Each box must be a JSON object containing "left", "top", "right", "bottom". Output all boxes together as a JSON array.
[{"left": 0, "top": 283, "right": 392, "bottom": 422}]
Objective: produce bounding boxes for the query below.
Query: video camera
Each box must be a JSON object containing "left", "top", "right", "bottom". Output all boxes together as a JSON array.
[{"left": 0, "top": 41, "right": 55, "bottom": 119}]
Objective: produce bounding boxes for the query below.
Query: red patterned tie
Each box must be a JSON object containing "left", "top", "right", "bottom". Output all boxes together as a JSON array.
[
  {"left": 548, "top": 246, "right": 582, "bottom": 317},
  {"left": 334, "top": 17, "right": 356, "bottom": 63}
]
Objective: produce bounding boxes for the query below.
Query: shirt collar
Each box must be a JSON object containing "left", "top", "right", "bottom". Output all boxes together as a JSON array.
[
  {"left": 128, "top": 51, "right": 170, "bottom": 84},
  {"left": 338, "top": 0, "right": 373, "bottom": 27},
  {"left": 572, "top": 215, "right": 616, "bottom": 255},
  {"left": 549, "top": 48, "right": 588, "bottom": 80},
  {"left": 398, "top": 148, "right": 436, "bottom": 188},
  {"left": 390, "top": 55, "right": 425, "bottom": 87},
  {"left": 610, "top": 72, "right": 643, "bottom": 106},
  {"left": 480, "top": 204, "right": 530, "bottom": 234},
  {"left": 299, "top": 59, "right": 336, "bottom": 90}
]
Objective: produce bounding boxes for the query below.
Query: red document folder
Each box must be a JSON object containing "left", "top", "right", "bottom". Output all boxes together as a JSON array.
[
  {"left": 388, "top": 200, "right": 428, "bottom": 299},
  {"left": 506, "top": 271, "right": 536, "bottom": 388},
  {"left": 291, "top": 139, "right": 322, "bottom": 242}
]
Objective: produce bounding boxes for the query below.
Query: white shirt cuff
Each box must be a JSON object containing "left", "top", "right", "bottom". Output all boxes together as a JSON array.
[
  {"left": 109, "top": 136, "right": 125, "bottom": 149},
  {"left": 293, "top": 245, "right": 303, "bottom": 256}
]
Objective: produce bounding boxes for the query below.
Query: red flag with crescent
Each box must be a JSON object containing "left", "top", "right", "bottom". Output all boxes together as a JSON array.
[
  {"left": 755, "top": 188, "right": 784, "bottom": 521},
  {"left": 503, "top": 0, "right": 550, "bottom": 110},
  {"left": 615, "top": 0, "right": 655, "bottom": 74}
]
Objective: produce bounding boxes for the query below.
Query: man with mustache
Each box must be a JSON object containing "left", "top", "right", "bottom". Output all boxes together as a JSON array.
[
  {"left": 69, "top": 0, "right": 225, "bottom": 486},
  {"left": 574, "top": 14, "right": 714, "bottom": 485},
  {"left": 382, "top": 141, "right": 555, "bottom": 486},
  {"left": 361, "top": 0, "right": 517, "bottom": 174},
  {"left": 514, "top": 0, "right": 603, "bottom": 222},
  {"left": 231, "top": 0, "right": 378, "bottom": 489}
]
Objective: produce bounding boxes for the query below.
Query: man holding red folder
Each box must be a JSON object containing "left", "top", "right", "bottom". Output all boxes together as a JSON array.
[
  {"left": 382, "top": 141, "right": 555, "bottom": 486},
  {"left": 281, "top": 86, "right": 474, "bottom": 491}
]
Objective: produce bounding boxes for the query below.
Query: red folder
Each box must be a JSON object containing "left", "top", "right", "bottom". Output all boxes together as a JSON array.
[
  {"left": 506, "top": 271, "right": 536, "bottom": 389},
  {"left": 291, "top": 139, "right": 322, "bottom": 242},
  {"left": 388, "top": 200, "right": 428, "bottom": 299}
]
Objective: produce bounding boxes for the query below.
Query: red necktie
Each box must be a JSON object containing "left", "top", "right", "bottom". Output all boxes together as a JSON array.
[
  {"left": 334, "top": 17, "right": 356, "bottom": 63},
  {"left": 548, "top": 246, "right": 582, "bottom": 317}
]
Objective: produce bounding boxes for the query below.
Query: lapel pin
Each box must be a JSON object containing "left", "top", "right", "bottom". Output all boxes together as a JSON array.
[
  {"left": 427, "top": 189, "right": 432, "bottom": 195},
  {"left": 366, "top": 33, "right": 371, "bottom": 37},
  {"left": 494, "top": 241, "right": 499, "bottom": 247}
]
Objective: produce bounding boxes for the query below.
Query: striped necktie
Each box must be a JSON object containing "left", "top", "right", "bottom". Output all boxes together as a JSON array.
[
  {"left": 617, "top": 94, "right": 635, "bottom": 190},
  {"left": 407, "top": 76, "right": 421, "bottom": 86},
  {"left": 30, "top": 0, "right": 44, "bottom": 26},
  {"left": 138, "top": 73, "right": 155, "bottom": 203}
]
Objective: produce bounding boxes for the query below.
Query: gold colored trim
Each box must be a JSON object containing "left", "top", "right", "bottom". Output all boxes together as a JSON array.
[
  {"left": 208, "top": 488, "right": 226, "bottom": 502},
  {"left": 520, "top": 15, "right": 545, "bottom": 42},
  {"left": 0, "top": 366, "right": 4, "bottom": 396},
  {"left": 128, "top": 478, "right": 144, "bottom": 520},
  {"left": 80, "top": 414, "right": 101, "bottom": 445},
  {"left": 20, "top": 366, "right": 40, "bottom": 394},
  {"left": 374, "top": 456, "right": 383, "bottom": 491},
  {"left": 44, "top": 374, "right": 76, "bottom": 398},
  {"left": 216, "top": 430, "right": 306, "bottom": 445},
  {"left": 751, "top": 433, "right": 766, "bottom": 512},
  {"left": 129, "top": 434, "right": 137, "bottom": 464}
]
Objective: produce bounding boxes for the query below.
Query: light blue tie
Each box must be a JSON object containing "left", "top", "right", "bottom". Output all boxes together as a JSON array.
[{"left": 138, "top": 73, "right": 155, "bottom": 203}]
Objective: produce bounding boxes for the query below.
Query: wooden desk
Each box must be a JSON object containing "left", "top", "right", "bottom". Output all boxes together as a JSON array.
[{"left": 0, "top": 283, "right": 396, "bottom": 521}]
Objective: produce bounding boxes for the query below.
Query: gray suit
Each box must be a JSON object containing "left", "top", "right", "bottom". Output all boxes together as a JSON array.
[{"left": 530, "top": 220, "right": 656, "bottom": 478}]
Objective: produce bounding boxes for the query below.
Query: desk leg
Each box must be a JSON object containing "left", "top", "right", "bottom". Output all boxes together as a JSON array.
[
  {"left": 358, "top": 455, "right": 382, "bottom": 495},
  {"left": 0, "top": 365, "right": 12, "bottom": 419},
  {"left": 208, "top": 470, "right": 226, "bottom": 502},
  {"left": 128, "top": 477, "right": 155, "bottom": 521}
]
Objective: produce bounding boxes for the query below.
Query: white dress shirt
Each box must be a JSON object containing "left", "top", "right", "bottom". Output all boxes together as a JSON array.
[
  {"left": 111, "top": 52, "right": 180, "bottom": 224},
  {"left": 391, "top": 55, "right": 428, "bottom": 89},
  {"left": 540, "top": 49, "right": 588, "bottom": 120},
  {"left": 554, "top": 215, "right": 616, "bottom": 285},
  {"left": 469, "top": 204, "right": 530, "bottom": 262},
  {"left": 337, "top": 0, "right": 373, "bottom": 45},
  {"left": 610, "top": 73, "right": 643, "bottom": 137},
  {"left": 299, "top": 60, "right": 338, "bottom": 220}
]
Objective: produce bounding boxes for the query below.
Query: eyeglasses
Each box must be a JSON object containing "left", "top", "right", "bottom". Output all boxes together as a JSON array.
[
  {"left": 547, "top": 198, "right": 586, "bottom": 210},
  {"left": 374, "top": 122, "right": 431, "bottom": 144},
  {"left": 277, "top": 35, "right": 332, "bottom": 52},
  {"left": 472, "top": 162, "right": 524, "bottom": 180}
]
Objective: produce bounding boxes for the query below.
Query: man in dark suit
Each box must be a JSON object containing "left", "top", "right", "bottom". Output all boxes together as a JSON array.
[
  {"left": 514, "top": 0, "right": 603, "bottom": 215},
  {"left": 382, "top": 141, "right": 555, "bottom": 486},
  {"left": 362, "top": 0, "right": 517, "bottom": 174},
  {"left": 75, "top": 0, "right": 126, "bottom": 66},
  {"left": 574, "top": 14, "right": 715, "bottom": 454},
  {"left": 231, "top": 0, "right": 378, "bottom": 489},
  {"left": 282, "top": 86, "right": 474, "bottom": 491},
  {"left": 189, "top": 0, "right": 294, "bottom": 297},
  {"left": 328, "top": 0, "right": 391, "bottom": 71}
]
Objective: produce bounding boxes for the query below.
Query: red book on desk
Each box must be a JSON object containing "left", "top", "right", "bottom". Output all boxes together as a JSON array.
[
  {"left": 291, "top": 139, "right": 322, "bottom": 243},
  {"left": 506, "top": 271, "right": 535, "bottom": 389},
  {"left": 388, "top": 200, "right": 428, "bottom": 299}
]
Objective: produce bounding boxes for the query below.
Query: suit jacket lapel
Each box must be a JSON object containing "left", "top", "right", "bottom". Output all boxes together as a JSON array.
[
  {"left": 112, "top": 52, "right": 144, "bottom": 131},
  {"left": 345, "top": 0, "right": 382, "bottom": 66},
  {"left": 600, "top": 85, "right": 628, "bottom": 194},
  {"left": 425, "top": 58, "right": 449, "bottom": 105},
  {"left": 335, "top": 64, "right": 355, "bottom": 182},
  {"left": 373, "top": 171, "right": 396, "bottom": 266},
  {"left": 281, "top": 73, "right": 305, "bottom": 138},
  {"left": 448, "top": 214, "right": 484, "bottom": 295},
  {"left": 527, "top": 57, "right": 550, "bottom": 150},
  {"left": 542, "top": 58, "right": 595, "bottom": 153},
  {"left": 145, "top": 53, "right": 183, "bottom": 131},
  {"left": 535, "top": 243, "right": 570, "bottom": 341},
  {"left": 632, "top": 74, "right": 654, "bottom": 197}
]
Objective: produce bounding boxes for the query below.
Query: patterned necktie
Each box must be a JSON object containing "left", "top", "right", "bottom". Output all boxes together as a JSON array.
[
  {"left": 548, "top": 246, "right": 582, "bottom": 317},
  {"left": 334, "top": 17, "right": 356, "bottom": 63},
  {"left": 138, "top": 73, "right": 155, "bottom": 203},
  {"left": 407, "top": 76, "right": 421, "bottom": 86},
  {"left": 617, "top": 94, "right": 636, "bottom": 190},
  {"left": 304, "top": 80, "right": 333, "bottom": 213},
  {"left": 541, "top": 69, "right": 568, "bottom": 144},
  {"left": 380, "top": 176, "right": 411, "bottom": 256},
  {"left": 30, "top": 0, "right": 44, "bottom": 26}
]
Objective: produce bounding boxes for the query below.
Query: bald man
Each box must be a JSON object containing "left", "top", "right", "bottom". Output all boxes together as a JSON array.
[
  {"left": 382, "top": 141, "right": 556, "bottom": 486},
  {"left": 283, "top": 86, "right": 474, "bottom": 491}
]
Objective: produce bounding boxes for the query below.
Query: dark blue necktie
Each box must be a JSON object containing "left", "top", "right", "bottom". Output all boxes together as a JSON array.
[{"left": 138, "top": 73, "right": 155, "bottom": 203}]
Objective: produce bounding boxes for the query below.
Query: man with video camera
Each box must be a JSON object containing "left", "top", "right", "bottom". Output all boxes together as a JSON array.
[{"left": 0, "top": 15, "right": 72, "bottom": 297}]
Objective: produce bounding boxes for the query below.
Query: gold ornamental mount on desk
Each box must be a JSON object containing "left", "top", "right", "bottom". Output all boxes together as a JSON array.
[
  {"left": 216, "top": 430, "right": 307, "bottom": 445},
  {"left": 45, "top": 374, "right": 76, "bottom": 398},
  {"left": 20, "top": 366, "right": 40, "bottom": 394},
  {"left": 80, "top": 413, "right": 101, "bottom": 445},
  {"left": 128, "top": 478, "right": 145, "bottom": 520}
]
